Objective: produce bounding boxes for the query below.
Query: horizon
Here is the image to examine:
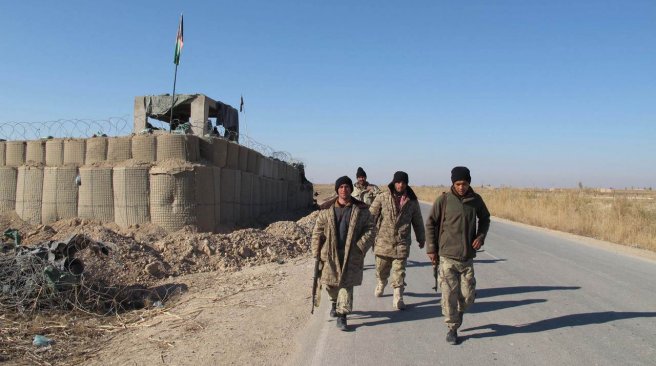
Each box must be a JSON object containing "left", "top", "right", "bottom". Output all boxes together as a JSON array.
[{"left": 2, "top": 1, "right": 654, "bottom": 188}]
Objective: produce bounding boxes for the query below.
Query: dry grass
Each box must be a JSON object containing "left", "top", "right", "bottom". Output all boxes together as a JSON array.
[{"left": 412, "top": 186, "right": 656, "bottom": 253}]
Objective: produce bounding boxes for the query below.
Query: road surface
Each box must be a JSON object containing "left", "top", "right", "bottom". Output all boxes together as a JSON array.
[{"left": 290, "top": 202, "right": 656, "bottom": 366}]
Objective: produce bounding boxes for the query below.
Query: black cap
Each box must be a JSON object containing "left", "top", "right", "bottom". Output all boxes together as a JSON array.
[
  {"left": 356, "top": 167, "right": 366, "bottom": 178},
  {"left": 451, "top": 166, "right": 471, "bottom": 183},
  {"left": 335, "top": 176, "right": 354, "bottom": 192},
  {"left": 392, "top": 171, "right": 409, "bottom": 184}
]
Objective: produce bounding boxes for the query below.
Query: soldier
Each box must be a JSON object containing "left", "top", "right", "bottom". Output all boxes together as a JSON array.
[
  {"left": 352, "top": 167, "right": 380, "bottom": 205},
  {"left": 425, "top": 166, "right": 490, "bottom": 345},
  {"left": 311, "top": 176, "right": 375, "bottom": 331},
  {"left": 369, "top": 171, "right": 425, "bottom": 310}
]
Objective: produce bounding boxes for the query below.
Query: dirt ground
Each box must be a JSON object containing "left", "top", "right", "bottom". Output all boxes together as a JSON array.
[
  {"left": 0, "top": 205, "right": 320, "bottom": 366},
  {"left": 3, "top": 184, "right": 654, "bottom": 365}
]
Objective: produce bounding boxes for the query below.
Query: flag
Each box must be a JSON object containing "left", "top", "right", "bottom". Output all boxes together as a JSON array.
[
  {"left": 174, "top": 14, "right": 184, "bottom": 65},
  {"left": 240, "top": 95, "right": 244, "bottom": 113}
]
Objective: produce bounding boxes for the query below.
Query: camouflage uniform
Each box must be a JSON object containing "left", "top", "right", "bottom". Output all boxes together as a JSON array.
[
  {"left": 369, "top": 183, "right": 425, "bottom": 309},
  {"left": 311, "top": 197, "right": 375, "bottom": 315},
  {"left": 352, "top": 181, "right": 380, "bottom": 206},
  {"left": 425, "top": 187, "right": 490, "bottom": 331}
]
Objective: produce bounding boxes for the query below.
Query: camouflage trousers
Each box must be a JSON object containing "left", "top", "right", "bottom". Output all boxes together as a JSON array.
[
  {"left": 439, "top": 257, "right": 476, "bottom": 330},
  {"left": 375, "top": 255, "right": 407, "bottom": 288},
  {"left": 325, "top": 286, "right": 353, "bottom": 315}
]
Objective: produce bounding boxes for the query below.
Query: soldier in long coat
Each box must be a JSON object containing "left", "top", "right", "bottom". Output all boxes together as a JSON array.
[
  {"left": 369, "top": 171, "right": 425, "bottom": 310},
  {"left": 311, "top": 176, "right": 375, "bottom": 331}
]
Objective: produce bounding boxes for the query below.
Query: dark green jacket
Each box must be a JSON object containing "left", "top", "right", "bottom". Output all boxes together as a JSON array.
[{"left": 425, "top": 187, "right": 490, "bottom": 261}]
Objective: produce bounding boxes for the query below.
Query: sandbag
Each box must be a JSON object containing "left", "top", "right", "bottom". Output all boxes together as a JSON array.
[
  {"left": 156, "top": 134, "right": 199, "bottom": 162},
  {"left": 85, "top": 137, "right": 108, "bottom": 164}
]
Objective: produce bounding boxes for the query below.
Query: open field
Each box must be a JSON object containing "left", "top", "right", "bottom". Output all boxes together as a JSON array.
[{"left": 314, "top": 184, "right": 656, "bottom": 253}]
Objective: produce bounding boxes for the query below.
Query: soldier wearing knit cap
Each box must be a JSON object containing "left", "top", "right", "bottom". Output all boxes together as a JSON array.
[
  {"left": 425, "top": 166, "right": 490, "bottom": 345},
  {"left": 369, "top": 171, "right": 425, "bottom": 310},
  {"left": 311, "top": 175, "right": 375, "bottom": 331},
  {"left": 352, "top": 167, "right": 380, "bottom": 205}
]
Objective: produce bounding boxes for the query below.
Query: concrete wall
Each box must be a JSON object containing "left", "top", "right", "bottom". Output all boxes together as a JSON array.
[{"left": 0, "top": 134, "right": 311, "bottom": 232}]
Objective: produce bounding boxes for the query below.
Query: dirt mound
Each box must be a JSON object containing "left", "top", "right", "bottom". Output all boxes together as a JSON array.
[{"left": 0, "top": 207, "right": 318, "bottom": 365}]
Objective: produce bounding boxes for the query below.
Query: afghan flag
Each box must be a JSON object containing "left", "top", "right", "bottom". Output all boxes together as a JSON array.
[{"left": 174, "top": 14, "right": 184, "bottom": 65}]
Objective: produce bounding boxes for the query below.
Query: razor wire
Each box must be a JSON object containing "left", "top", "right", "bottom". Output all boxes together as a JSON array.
[
  {"left": 0, "top": 117, "right": 131, "bottom": 141},
  {"left": 1, "top": 117, "right": 306, "bottom": 168}
]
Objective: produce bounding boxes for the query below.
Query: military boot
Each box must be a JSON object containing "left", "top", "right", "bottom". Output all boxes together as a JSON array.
[
  {"left": 336, "top": 314, "right": 348, "bottom": 331},
  {"left": 446, "top": 329, "right": 458, "bottom": 345},
  {"left": 329, "top": 302, "right": 337, "bottom": 318},
  {"left": 374, "top": 280, "right": 387, "bottom": 297},
  {"left": 393, "top": 287, "right": 405, "bottom": 310}
]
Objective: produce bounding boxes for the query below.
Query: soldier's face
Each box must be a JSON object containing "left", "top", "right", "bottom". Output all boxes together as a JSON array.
[
  {"left": 357, "top": 176, "right": 366, "bottom": 185},
  {"left": 337, "top": 184, "right": 352, "bottom": 200},
  {"left": 394, "top": 181, "right": 407, "bottom": 193},
  {"left": 453, "top": 180, "right": 470, "bottom": 196}
]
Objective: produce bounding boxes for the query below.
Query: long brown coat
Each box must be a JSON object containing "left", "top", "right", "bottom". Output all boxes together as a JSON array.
[
  {"left": 369, "top": 184, "right": 425, "bottom": 259},
  {"left": 311, "top": 197, "right": 375, "bottom": 287}
]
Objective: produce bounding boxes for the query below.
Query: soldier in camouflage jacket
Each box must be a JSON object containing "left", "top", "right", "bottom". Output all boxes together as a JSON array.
[{"left": 369, "top": 171, "right": 425, "bottom": 310}]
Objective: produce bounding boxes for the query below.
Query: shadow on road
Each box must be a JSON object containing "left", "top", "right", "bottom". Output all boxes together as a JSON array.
[
  {"left": 347, "top": 298, "right": 440, "bottom": 330},
  {"left": 468, "top": 299, "right": 547, "bottom": 313},
  {"left": 475, "top": 259, "right": 507, "bottom": 264},
  {"left": 477, "top": 285, "right": 580, "bottom": 299},
  {"left": 460, "top": 311, "right": 656, "bottom": 341}
]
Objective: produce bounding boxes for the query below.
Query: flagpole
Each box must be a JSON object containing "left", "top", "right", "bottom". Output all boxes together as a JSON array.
[
  {"left": 170, "top": 13, "right": 183, "bottom": 132},
  {"left": 169, "top": 64, "right": 178, "bottom": 131}
]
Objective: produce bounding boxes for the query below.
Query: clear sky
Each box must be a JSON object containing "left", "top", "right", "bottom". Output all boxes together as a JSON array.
[{"left": 2, "top": 1, "right": 654, "bottom": 188}]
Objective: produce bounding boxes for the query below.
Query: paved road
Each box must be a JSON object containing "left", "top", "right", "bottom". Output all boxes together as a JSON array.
[{"left": 289, "top": 202, "right": 656, "bottom": 366}]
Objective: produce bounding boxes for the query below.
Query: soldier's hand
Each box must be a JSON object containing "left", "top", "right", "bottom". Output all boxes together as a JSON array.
[
  {"left": 418, "top": 241, "right": 425, "bottom": 249},
  {"left": 427, "top": 253, "right": 437, "bottom": 265},
  {"left": 472, "top": 237, "right": 484, "bottom": 250}
]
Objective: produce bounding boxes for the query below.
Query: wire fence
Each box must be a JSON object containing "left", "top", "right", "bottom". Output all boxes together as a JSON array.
[{"left": 0, "top": 117, "right": 305, "bottom": 166}]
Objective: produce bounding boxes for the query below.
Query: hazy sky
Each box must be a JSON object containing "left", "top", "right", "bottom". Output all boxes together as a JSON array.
[{"left": 2, "top": 1, "right": 654, "bottom": 188}]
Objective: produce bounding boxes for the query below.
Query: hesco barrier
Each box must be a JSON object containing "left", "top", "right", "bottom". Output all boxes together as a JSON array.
[
  {"left": 78, "top": 167, "right": 114, "bottom": 222},
  {"left": 0, "top": 134, "right": 311, "bottom": 231},
  {"left": 63, "top": 139, "right": 85, "bottom": 165},
  {"left": 211, "top": 138, "right": 228, "bottom": 168},
  {"left": 42, "top": 166, "right": 79, "bottom": 224},
  {"left": 85, "top": 137, "right": 107, "bottom": 164},
  {"left": 113, "top": 166, "right": 150, "bottom": 227},
  {"left": 226, "top": 141, "right": 239, "bottom": 170},
  {"left": 132, "top": 134, "right": 157, "bottom": 162},
  {"left": 0, "top": 167, "right": 17, "bottom": 213},
  {"left": 15, "top": 166, "right": 44, "bottom": 224},
  {"left": 107, "top": 136, "right": 132, "bottom": 162},
  {"left": 45, "top": 139, "right": 64, "bottom": 166},
  {"left": 156, "top": 134, "right": 199, "bottom": 162},
  {"left": 150, "top": 165, "right": 197, "bottom": 232},
  {"left": 239, "top": 171, "right": 253, "bottom": 225},
  {"left": 5, "top": 141, "right": 26, "bottom": 167},
  {"left": 26, "top": 140, "right": 46, "bottom": 164},
  {"left": 0, "top": 141, "right": 6, "bottom": 166}
]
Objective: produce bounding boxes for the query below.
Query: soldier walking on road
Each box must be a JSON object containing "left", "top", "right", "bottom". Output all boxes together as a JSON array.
[
  {"left": 425, "top": 166, "right": 490, "bottom": 345},
  {"left": 369, "top": 171, "right": 425, "bottom": 310},
  {"left": 352, "top": 167, "right": 380, "bottom": 205},
  {"left": 311, "top": 176, "right": 375, "bottom": 331}
]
